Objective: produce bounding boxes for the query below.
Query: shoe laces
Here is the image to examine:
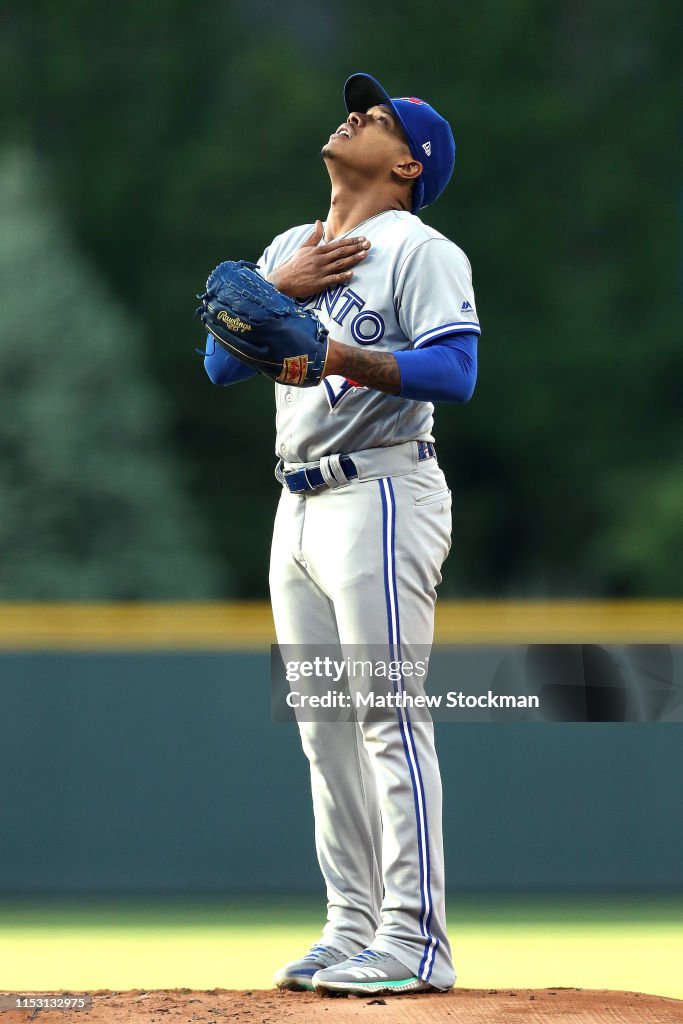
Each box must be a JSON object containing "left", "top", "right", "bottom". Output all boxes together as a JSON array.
[
  {"left": 303, "top": 944, "right": 327, "bottom": 960},
  {"left": 349, "top": 948, "right": 382, "bottom": 964},
  {"left": 303, "top": 943, "right": 343, "bottom": 962}
]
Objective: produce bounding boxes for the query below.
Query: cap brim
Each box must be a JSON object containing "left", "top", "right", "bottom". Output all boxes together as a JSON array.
[
  {"left": 344, "top": 73, "right": 411, "bottom": 148},
  {"left": 344, "top": 73, "right": 424, "bottom": 212}
]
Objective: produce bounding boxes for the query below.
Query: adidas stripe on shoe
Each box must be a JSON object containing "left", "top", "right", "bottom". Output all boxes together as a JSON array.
[{"left": 312, "top": 949, "right": 436, "bottom": 996}]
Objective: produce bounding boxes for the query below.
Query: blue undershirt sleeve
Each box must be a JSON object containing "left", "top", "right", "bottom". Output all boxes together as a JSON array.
[
  {"left": 203, "top": 334, "right": 258, "bottom": 387},
  {"left": 393, "top": 331, "right": 478, "bottom": 403},
  {"left": 204, "top": 327, "right": 478, "bottom": 399}
]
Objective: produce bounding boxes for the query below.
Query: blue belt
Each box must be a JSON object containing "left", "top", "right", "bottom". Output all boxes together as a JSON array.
[{"left": 281, "top": 441, "right": 436, "bottom": 495}]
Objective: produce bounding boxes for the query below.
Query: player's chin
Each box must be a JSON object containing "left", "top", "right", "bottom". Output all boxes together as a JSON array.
[{"left": 322, "top": 134, "right": 350, "bottom": 158}]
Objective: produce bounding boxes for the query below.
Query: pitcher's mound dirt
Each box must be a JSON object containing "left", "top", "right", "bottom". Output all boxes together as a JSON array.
[{"left": 2, "top": 988, "right": 683, "bottom": 1023}]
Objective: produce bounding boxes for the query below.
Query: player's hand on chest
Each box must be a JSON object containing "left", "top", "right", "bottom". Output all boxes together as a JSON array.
[{"left": 270, "top": 221, "right": 371, "bottom": 301}]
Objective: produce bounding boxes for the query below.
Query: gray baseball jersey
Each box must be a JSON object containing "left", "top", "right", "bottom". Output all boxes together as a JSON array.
[{"left": 258, "top": 210, "right": 480, "bottom": 465}]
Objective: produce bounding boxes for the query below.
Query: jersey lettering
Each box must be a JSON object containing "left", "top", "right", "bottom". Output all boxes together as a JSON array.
[
  {"left": 308, "top": 286, "right": 386, "bottom": 345},
  {"left": 312, "top": 285, "right": 345, "bottom": 317},
  {"left": 351, "top": 311, "right": 385, "bottom": 345},
  {"left": 331, "top": 288, "right": 364, "bottom": 326}
]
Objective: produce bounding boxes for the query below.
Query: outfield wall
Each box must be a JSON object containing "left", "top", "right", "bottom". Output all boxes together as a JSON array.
[{"left": 1, "top": 602, "right": 681, "bottom": 894}]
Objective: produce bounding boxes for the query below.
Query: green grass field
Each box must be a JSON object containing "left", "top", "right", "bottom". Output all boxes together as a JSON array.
[{"left": 0, "top": 895, "right": 681, "bottom": 1000}]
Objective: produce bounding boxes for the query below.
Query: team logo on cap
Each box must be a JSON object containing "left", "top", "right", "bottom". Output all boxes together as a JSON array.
[
  {"left": 399, "top": 97, "right": 425, "bottom": 105},
  {"left": 422, "top": 141, "right": 432, "bottom": 156}
]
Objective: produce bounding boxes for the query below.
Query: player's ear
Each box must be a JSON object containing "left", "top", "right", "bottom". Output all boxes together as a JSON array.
[{"left": 393, "top": 157, "right": 423, "bottom": 184}]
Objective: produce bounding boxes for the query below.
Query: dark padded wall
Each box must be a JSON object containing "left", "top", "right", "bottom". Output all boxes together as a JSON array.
[{"left": 1, "top": 652, "right": 681, "bottom": 892}]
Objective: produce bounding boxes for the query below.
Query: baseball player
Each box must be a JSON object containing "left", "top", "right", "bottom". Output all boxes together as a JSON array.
[{"left": 202, "top": 73, "right": 480, "bottom": 996}]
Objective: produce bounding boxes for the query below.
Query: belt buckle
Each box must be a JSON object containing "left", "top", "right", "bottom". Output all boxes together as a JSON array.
[
  {"left": 284, "top": 471, "right": 308, "bottom": 494},
  {"left": 283, "top": 466, "right": 320, "bottom": 494}
]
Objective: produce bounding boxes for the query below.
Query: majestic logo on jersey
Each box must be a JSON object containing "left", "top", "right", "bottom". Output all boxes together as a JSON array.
[
  {"left": 460, "top": 300, "right": 473, "bottom": 312},
  {"left": 216, "top": 311, "right": 252, "bottom": 333},
  {"left": 306, "top": 286, "right": 385, "bottom": 346},
  {"left": 323, "top": 374, "right": 369, "bottom": 410},
  {"left": 422, "top": 141, "right": 432, "bottom": 156}
]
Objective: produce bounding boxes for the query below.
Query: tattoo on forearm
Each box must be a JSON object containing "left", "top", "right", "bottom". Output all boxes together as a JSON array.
[{"left": 335, "top": 347, "right": 401, "bottom": 395}]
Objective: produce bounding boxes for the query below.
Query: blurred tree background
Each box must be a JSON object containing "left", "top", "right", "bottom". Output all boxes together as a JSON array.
[{"left": 0, "top": 0, "right": 680, "bottom": 599}]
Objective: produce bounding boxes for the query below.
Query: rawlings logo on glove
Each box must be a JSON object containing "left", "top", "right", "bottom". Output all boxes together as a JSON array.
[
  {"left": 197, "top": 261, "right": 329, "bottom": 387},
  {"left": 216, "top": 311, "right": 252, "bottom": 333}
]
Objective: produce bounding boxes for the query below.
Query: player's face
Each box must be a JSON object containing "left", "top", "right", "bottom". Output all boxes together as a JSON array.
[{"left": 323, "top": 104, "right": 413, "bottom": 177}]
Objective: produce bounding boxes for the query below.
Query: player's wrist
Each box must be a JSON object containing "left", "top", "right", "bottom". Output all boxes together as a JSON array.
[
  {"left": 267, "top": 269, "right": 284, "bottom": 293},
  {"left": 322, "top": 338, "right": 345, "bottom": 377}
]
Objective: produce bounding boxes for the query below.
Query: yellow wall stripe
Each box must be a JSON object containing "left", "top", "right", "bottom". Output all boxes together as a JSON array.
[{"left": 0, "top": 602, "right": 680, "bottom": 650}]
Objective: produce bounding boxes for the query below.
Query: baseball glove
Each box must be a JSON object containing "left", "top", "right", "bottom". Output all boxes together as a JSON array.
[{"left": 198, "top": 260, "right": 329, "bottom": 387}]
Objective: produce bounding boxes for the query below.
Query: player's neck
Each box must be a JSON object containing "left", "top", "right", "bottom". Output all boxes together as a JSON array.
[{"left": 324, "top": 185, "right": 404, "bottom": 241}]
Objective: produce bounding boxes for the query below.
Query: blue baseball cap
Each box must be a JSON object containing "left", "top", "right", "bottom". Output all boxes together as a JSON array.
[{"left": 344, "top": 72, "right": 456, "bottom": 213}]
